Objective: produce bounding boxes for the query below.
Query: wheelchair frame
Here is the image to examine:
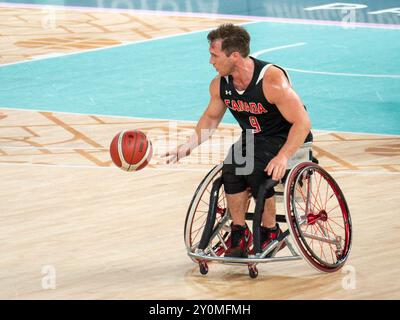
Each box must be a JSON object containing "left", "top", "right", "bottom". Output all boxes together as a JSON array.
[{"left": 184, "top": 143, "right": 352, "bottom": 278}]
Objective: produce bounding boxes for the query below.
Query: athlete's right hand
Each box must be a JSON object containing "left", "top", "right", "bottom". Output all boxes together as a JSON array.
[{"left": 160, "top": 143, "right": 192, "bottom": 164}]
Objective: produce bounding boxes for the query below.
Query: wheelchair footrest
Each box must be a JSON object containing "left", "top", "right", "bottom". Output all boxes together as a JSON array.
[{"left": 188, "top": 251, "right": 302, "bottom": 264}]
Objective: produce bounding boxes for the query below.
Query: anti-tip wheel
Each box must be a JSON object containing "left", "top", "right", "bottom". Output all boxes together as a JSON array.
[
  {"left": 199, "top": 261, "right": 208, "bottom": 275},
  {"left": 248, "top": 265, "right": 258, "bottom": 279}
]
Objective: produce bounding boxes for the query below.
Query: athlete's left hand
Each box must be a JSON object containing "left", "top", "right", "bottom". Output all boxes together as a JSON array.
[{"left": 265, "top": 154, "right": 288, "bottom": 181}]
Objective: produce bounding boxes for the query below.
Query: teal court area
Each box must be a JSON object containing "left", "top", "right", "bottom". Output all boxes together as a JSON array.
[{"left": 0, "top": 10, "right": 399, "bottom": 135}]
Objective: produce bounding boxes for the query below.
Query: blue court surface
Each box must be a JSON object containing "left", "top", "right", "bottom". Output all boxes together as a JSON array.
[{"left": 0, "top": 1, "right": 399, "bottom": 135}]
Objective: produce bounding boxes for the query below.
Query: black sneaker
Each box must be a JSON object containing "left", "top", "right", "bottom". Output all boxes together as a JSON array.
[
  {"left": 261, "top": 223, "right": 286, "bottom": 256},
  {"left": 224, "top": 223, "right": 253, "bottom": 258}
]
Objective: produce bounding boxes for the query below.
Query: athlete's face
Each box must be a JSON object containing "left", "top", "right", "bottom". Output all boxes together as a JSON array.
[{"left": 209, "top": 40, "right": 234, "bottom": 76}]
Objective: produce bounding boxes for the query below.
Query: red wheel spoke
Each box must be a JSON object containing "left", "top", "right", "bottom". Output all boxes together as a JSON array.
[
  {"left": 316, "top": 173, "right": 325, "bottom": 210},
  {"left": 308, "top": 222, "right": 335, "bottom": 264},
  {"left": 327, "top": 217, "right": 345, "bottom": 230},
  {"left": 295, "top": 199, "right": 306, "bottom": 212},
  {"left": 325, "top": 219, "right": 340, "bottom": 239},
  {"left": 324, "top": 179, "right": 330, "bottom": 209},
  {"left": 320, "top": 222, "right": 337, "bottom": 262},
  {"left": 296, "top": 183, "right": 309, "bottom": 207},
  {"left": 194, "top": 210, "right": 208, "bottom": 216},
  {"left": 320, "top": 220, "right": 337, "bottom": 238},
  {"left": 325, "top": 222, "right": 336, "bottom": 263},
  {"left": 309, "top": 190, "right": 322, "bottom": 212},
  {"left": 312, "top": 225, "right": 325, "bottom": 261},
  {"left": 303, "top": 177, "right": 311, "bottom": 215},
  {"left": 309, "top": 173, "right": 323, "bottom": 212},
  {"left": 191, "top": 222, "right": 205, "bottom": 241},
  {"left": 324, "top": 193, "right": 336, "bottom": 210},
  {"left": 314, "top": 222, "right": 326, "bottom": 239},
  {"left": 302, "top": 222, "right": 311, "bottom": 234},
  {"left": 327, "top": 203, "right": 340, "bottom": 214},
  {"left": 311, "top": 172, "right": 324, "bottom": 211},
  {"left": 308, "top": 228, "right": 315, "bottom": 252},
  {"left": 327, "top": 215, "right": 345, "bottom": 219}
]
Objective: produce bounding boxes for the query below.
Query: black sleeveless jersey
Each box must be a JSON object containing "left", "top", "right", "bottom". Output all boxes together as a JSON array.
[{"left": 220, "top": 56, "right": 312, "bottom": 142}]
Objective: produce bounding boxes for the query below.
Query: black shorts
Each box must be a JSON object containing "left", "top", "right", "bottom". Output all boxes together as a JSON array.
[{"left": 222, "top": 134, "right": 286, "bottom": 199}]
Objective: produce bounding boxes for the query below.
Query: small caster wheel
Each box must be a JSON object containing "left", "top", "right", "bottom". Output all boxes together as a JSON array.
[
  {"left": 248, "top": 265, "right": 258, "bottom": 279},
  {"left": 199, "top": 261, "right": 208, "bottom": 275}
]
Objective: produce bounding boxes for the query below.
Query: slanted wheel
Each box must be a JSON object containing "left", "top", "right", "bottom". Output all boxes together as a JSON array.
[
  {"left": 199, "top": 261, "right": 208, "bottom": 275},
  {"left": 184, "top": 164, "right": 230, "bottom": 261},
  {"left": 284, "top": 162, "right": 352, "bottom": 272}
]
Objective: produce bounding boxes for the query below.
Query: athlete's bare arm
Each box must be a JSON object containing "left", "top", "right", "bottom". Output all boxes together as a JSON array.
[
  {"left": 162, "top": 76, "right": 227, "bottom": 164},
  {"left": 262, "top": 66, "right": 312, "bottom": 180}
]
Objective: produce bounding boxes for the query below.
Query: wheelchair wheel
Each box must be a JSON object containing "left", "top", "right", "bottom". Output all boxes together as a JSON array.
[
  {"left": 184, "top": 164, "right": 230, "bottom": 261},
  {"left": 284, "top": 162, "right": 352, "bottom": 272}
]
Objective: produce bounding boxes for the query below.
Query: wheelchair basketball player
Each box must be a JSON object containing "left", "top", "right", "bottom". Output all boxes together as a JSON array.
[{"left": 162, "top": 23, "right": 312, "bottom": 258}]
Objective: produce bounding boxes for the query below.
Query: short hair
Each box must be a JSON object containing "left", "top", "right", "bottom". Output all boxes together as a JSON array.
[{"left": 207, "top": 23, "right": 250, "bottom": 58}]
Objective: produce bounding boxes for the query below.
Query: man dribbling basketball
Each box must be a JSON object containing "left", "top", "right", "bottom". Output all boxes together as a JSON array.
[{"left": 162, "top": 24, "right": 312, "bottom": 258}]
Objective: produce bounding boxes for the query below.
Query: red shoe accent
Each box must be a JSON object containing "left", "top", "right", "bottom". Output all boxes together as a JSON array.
[
  {"left": 224, "top": 224, "right": 253, "bottom": 258},
  {"left": 261, "top": 226, "right": 286, "bottom": 255}
]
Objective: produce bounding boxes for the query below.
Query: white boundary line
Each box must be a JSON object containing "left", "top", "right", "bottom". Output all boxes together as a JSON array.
[
  {"left": 1, "top": 106, "right": 399, "bottom": 137},
  {"left": 1, "top": 1, "right": 399, "bottom": 67},
  {"left": 0, "top": 19, "right": 257, "bottom": 68},
  {"left": 0, "top": 161, "right": 399, "bottom": 175},
  {"left": 252, "top": 43, "right": 307, "bottom": 57},
  {"left": 0, "top": 161, "right": 211, "bottom": 172},
  {"left": 285, "top": 67, "right": 400, "bottom": 79},
  {"left": 0, "top": 1, "right": 399, "bottom": 29},
  {"left": 0, "top": 143, "right": 230, "bottom": 150},
  {"left": 332, "top": 170, "right": 400, "bottom": 176},
  {"left": 0, "top": 106, "right": 203, "bottom": 124},
  {"left": 252, "top": 44, "right": 400, "bottom": 79},
  {"left": 311, "top": 128, "right": 400, "bottom": 138}
]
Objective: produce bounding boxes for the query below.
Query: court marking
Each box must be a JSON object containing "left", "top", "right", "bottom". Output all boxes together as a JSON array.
[
  {"left": 1, "top": 106, "right": 399, "bottom": 137},
  {"left": 252, "top": 43, "right": 400, "bottom": 78},
  {"left": 1, "top": 108, "right": 398, "bottom": 175},
  {"left": 252, "top": 43, "right": 307, "bottom": 57},
  {"left": 0, "top": 18, "right": 256, "bottom": 68},
  {"left": 1, "top": 1, "right": 399, "bottom": 29},
  {"left": 284, "top": 67, "right": 400, "bottom": 79},
  {"left": 1, "top": 18, "right": 399, "bottom": 136},
  {"left": 0, "top": 161, "right": 398, "bottom": 176}
]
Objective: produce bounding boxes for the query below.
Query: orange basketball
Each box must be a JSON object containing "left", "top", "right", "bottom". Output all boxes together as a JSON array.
[{"left": 110, "top": 130, "right": 152, "bottom": 172}]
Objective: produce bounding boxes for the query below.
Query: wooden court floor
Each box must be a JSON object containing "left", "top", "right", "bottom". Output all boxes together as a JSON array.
[
  {"left": 0, "top": 5, "right": 248, "bottom": 65},
  {"left": 0, "top": 108, "right": 399, "bottom": 299}
]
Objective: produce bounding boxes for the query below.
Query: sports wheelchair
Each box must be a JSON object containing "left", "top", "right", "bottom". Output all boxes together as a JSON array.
[{"left": 184, "top": 142, "right": 352, "bottom": 278}]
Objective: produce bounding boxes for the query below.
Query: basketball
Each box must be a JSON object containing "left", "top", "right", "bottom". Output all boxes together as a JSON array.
[{"left": 109, "top": 130, "right": 152, "bottom": 171}]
